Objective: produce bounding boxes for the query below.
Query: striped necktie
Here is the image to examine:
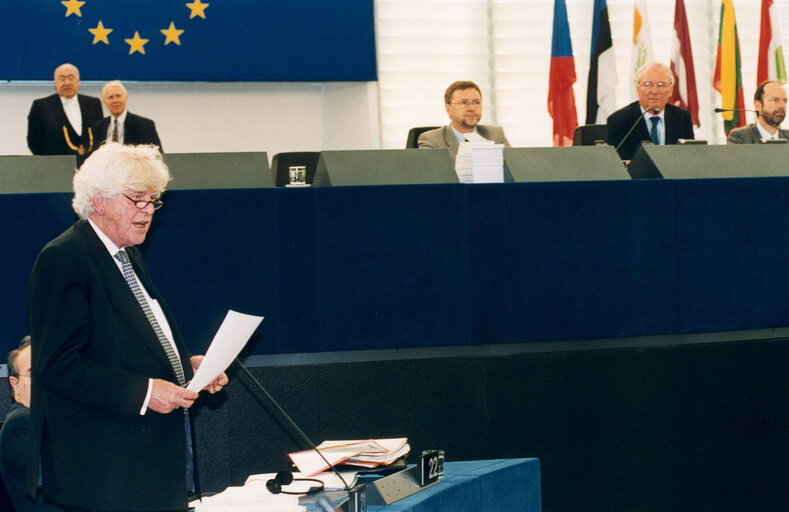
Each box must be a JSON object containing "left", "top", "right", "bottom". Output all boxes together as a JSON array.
[{"left": 115, "top": 250, "right": 185, "bottom": 385}]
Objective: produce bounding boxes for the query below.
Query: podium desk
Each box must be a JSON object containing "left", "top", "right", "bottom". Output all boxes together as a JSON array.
[{"left": 367, "top": 458, "right": 541, "bottom": 512}]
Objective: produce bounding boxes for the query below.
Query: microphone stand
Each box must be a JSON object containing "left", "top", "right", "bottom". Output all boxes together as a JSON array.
[
  {"left": 614, "top": 107, "right": 660, "bottom": 157},
  {"left": 234, "top": 357, "right": 361, "bottom": 511}
]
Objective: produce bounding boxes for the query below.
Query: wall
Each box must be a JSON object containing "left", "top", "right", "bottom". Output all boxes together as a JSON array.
[{"left": 0, "top": 81, "right": 382, "bottom": 159}]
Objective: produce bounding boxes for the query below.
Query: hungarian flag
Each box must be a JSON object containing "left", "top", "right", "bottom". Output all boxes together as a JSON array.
[
  {"left": 757, "top": 0, "right": 787, "bottom": 85},
  {"left": 585, "top": 0, "right": 616, "bottom": 124},
  {"left": 548, "top": 0, "right": 578, "bottom": 147},
  {"left": 713, "top": 0, "right": 746, "bottom": 135},
  {"left": 669, "top": 0, "right": 700, "bottom": 127},
  {"left": 630, "top": 0, "right": 654, "bottom": 100}
]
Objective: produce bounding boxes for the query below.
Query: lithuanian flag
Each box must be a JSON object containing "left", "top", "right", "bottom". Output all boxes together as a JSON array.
[{"left": 713, "top": 0, "right": 747, "bottom": 135}]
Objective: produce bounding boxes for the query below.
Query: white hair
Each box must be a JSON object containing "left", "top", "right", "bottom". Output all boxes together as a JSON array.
[
  {"left": 635, "top": 62, "right": 675, "bottom": 86},
  {"left": 72, "top": 143, "right": 171, "bottom": 219},
  {"left": 101, "top": 80, "right": 127, "bottom": 98}
]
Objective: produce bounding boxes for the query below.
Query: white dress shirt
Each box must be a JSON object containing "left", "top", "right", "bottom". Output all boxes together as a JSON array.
[
  {"left": 60, "top": 95, "right": 83, "bottom": 136},
  {"left": 88, "top": 218, "right": 181, "bottom": 414}
]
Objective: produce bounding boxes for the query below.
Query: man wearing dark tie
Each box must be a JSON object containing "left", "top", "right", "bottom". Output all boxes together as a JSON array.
[
  {"left": 27, "top": 143, "right": 227, "bottom": 511},
  {"left": 26, "top": 63, "right": 103, "bottom": 157},
  {"left": 605, "top": 62, "right": 695, "bottom": 161},
  {"left": 89, "top": 80, "right": 163, "bottom": 154},
  {"left": 417, "top": 80, "right": 510, "bottom": 160}
]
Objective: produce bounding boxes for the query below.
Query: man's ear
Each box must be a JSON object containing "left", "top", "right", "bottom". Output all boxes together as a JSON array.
[
  {"left": 92, "top": 194, "right": 105, "bottom": 215},
  {"left": 8, "top": 376, "right": 19, "bottom": 396}
]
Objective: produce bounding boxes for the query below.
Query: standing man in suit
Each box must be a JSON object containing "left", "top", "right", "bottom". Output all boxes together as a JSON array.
[
  {"left": 727, "top": 81, "right": 788, "bottom": 143},
  {"left": 27, "top": 63, "right": 103, "bottom": 156},
  {"left": 27, "top": 143, "right": 227, "bottom": 511},
  {"left": 418, "top": 80, "right": 510, "bottom": 159},
  {"left": 605, "top": 62, "right": 695, "bottom": 161},
  {"left": 90, "top": 80, "right": 163, "bottom": 154},
  {"left": 0, "top": 337, "right": 64, "bottom": 511}
]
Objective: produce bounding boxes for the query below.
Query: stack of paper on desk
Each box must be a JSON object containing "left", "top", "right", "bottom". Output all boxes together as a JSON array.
[
  {"left": 455, "top": 141, "right": 505, "bottom": 183},
  {"left": 289, "top": 438, "right": 410, "bottom": 476}
]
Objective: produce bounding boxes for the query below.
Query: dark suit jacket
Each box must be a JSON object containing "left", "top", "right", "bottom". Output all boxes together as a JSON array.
[
  {"left": 0, "top": 405, "right": 63, "bottom": 512},
  {"left": 605, "top": 101, "right": 695, "bottom": 160},
  {"left": 90, "top": 112, "right": 163, "bottom": 153},
  {"left": 27, "top": 220, "right": 195, "bottom": 510},
  {"left": 418, "top": 124, "right": 510, "bottom": 159},
  {"left": 27, "top": 94, "right": 103, "bottom": 156},
  {"left": 727, "top": 123, "right": 789, "bottom": 144}
]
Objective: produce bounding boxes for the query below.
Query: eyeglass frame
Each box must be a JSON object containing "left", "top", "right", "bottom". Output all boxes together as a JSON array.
[
  {"left": 449, "top": 100, "right": 482, "bottom": 107},
  {"left": 638, "top": 81, "right": 671, "bottom": 90},
  {"left": 123, "top": 193, "right": 164, "bottom": 210}
]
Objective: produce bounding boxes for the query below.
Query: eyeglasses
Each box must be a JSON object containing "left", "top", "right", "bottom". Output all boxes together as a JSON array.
[
  {"left": 639, "top": 81, "right": 671, "bottom": 90},
  {"left": 450, "top": 100, "right": 482, "bottom": 107},
  {"left": 124, "top": 194, "right": 164, "bottom": 210}
]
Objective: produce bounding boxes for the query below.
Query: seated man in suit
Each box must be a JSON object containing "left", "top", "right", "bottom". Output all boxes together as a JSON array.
[
  {"left": 727, "top": 80, "right": 788, "bottom": 143},
  {"left": 0, "top": 337, "right": 63, "bottom": 511},
  {"left": 606, "top": 62, "right": 694, "bottom": 161},
  {"left": 26, "top": 63, "right": 103, "bottom": 156},
  {"left": 89, "top": 80, "right": 163, "bottom": 154},
  {"left": 418, "top": 80, "right": 510, "bottom": 159}
]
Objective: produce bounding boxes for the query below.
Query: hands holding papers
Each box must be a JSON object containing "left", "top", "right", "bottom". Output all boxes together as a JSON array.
[{"left": 186, "top": 310, "right": 264, "bottom": 393}]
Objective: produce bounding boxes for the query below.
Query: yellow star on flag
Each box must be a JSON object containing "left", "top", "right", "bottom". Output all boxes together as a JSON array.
[
  {"left": 125, "top": 31, "right": 149, "bottom": 55},
  {"left": 161, "top": 22, "right": 185, "bottom": 46},
  {"left": 186, "top": 0, "right": 210, "bottom": 19},
  {"left": 61, "top": 0, "right": 85, "bottom": 17},
  {"left": 89, "top": 21, "right": 113, "bottom": 45}
]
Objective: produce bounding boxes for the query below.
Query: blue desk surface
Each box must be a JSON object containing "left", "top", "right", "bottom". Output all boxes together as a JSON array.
[{"left": 367, "top": 458, "right": 541, "bottom": 512}]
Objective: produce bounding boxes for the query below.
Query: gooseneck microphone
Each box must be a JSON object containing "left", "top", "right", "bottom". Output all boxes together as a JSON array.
[
  {"left": 715, "top": 107, "right": 789, "bottom": 139},
  {"left": 614, "top": 107, "right": 660, "bottom": 155},
  {"left": 233, "top": 357, "right": 352, "bottom": 495}
]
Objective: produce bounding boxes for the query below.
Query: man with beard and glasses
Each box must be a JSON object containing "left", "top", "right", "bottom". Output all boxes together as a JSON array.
[{"left": 727, "top": 81, "right": 788, "bottom": 143}]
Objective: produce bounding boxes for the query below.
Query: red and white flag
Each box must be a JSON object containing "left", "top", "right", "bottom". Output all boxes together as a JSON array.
[
  {"left": 668, "top": 0, "right": 700, "bottom": 127},
  {"left": 757, "top": 0, "right": 787, "bottom": 85}
]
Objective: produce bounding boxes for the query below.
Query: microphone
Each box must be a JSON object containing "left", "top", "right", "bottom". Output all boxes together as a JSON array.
[
  {"left": 715, "top": 107, "right": 789, "bottom": 139},
  {"left": 233, "top": 357, "right": 354, "bottom": 501},
  {"left": 614, "top": 107, "right": 660, "bottom": 155}
]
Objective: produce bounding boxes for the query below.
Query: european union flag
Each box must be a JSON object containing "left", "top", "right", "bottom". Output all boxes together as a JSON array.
[{"left": 0, "top": 0, "right": 376, "bottom": 81}]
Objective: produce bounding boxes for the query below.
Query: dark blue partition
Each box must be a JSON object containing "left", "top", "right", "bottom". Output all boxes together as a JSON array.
[{"left": 5, "top": 180, "right": 789, "bottom": 358}]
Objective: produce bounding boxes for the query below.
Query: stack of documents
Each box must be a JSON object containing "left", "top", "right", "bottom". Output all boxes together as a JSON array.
[
  {"left": 455, "top": 141, "right": 505, "bottom": 183},
  {"left": 289, "top": 438, "right": 410, "bottom": 476}
]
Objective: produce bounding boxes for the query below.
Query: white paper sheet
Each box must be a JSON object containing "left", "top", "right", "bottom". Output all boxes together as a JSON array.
[{"left": 186, "top": 310, "right": 264, "bottom": 392}]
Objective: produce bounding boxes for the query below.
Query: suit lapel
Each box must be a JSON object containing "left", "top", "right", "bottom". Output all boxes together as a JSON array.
[
  {"left": 77, "top": 221, "right": 180, "bottom": 376},
  {"left": 124, "top": 115, "right": 136, "bottom": 144}
]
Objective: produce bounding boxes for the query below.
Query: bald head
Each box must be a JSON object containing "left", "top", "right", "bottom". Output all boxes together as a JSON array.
[{"left": 54, "top": 63, "right": 80, "bottom": 99}]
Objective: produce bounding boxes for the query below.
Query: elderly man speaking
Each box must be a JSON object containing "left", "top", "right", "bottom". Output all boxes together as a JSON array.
[{"left": 27, "top": 143, "right": 227, "bottom": 511}]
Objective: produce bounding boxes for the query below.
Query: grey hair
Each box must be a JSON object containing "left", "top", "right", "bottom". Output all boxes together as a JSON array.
[
  {"left": 635, "top": 62, "right": 675, "bottom": 86},
  {"left": 72, "top": 143, "right": 171, "bottom": 219},
  {"left": 101, "top": 80, "right": 127, "bottom": 98}
]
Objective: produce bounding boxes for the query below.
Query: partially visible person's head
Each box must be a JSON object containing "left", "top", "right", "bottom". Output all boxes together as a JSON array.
[
  {"left": 54, "top": 63, "right": 80, "bottom": 99},
  {"left": 102, "top": 80, "right": 128, "bottom": 118},
  {"left": 754, "top": 80, "right": 787, "bottom": 128},
  {"left": 444, "top": 80, "right": 483, "bottom": 133},
  {"left": 8, "top": 336, "right": 32, "bottom": 407},
  {"left": 635, "top": 62, "right": 675, "bottom": 113},
  {"left": 73, "top": 143, "right": 170, "bottom": 248}
]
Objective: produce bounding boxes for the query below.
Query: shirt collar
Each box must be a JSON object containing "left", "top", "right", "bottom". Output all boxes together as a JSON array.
[{"left": 87, "top": 217, "right": 122, "bottom": 257}]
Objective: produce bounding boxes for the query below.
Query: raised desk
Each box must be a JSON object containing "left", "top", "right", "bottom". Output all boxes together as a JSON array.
[{"left": 367, "top": 459, "right": 541, "bottom": 512}]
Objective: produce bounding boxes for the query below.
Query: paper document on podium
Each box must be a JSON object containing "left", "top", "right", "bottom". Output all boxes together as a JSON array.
[
  {"left": 455, "top": 141, "right": 504, "bottom": 183},
  {"left": 289, "top": 438, "right": 410, "bottom": 476},
  {"left": 186, "top": 310, "right": 263, "bottom": 392}
]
